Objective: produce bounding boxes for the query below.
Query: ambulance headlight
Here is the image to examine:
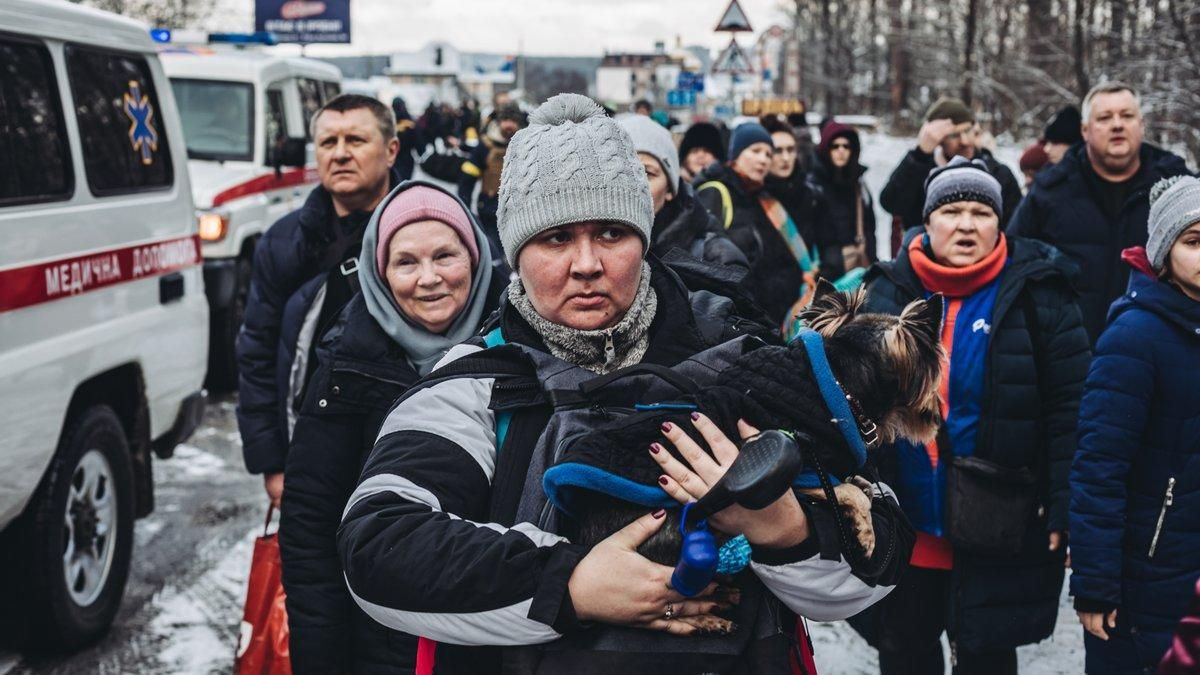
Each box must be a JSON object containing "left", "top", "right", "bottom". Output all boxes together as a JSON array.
[{"left": 197, "top": 211, "right": 230, "bottom": 242}]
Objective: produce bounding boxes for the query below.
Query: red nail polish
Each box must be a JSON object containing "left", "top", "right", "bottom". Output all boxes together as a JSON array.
[
  {"left": 652, "top": 509, "right": 666, "bottom": 518},
  {"left": 658, "top": 476, "right": 669, "bottom": 485},
  {"left": 661, "top": 422, "right": 673, "bottom": 432},
  {"left": 649, "top": 443, "right": 660, "bottom": 454},
  {"left": 691, "top": 412, "right": 701, "bottom": 421}
]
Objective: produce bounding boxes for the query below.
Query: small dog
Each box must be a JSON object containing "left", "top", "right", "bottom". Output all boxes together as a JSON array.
[{"left": 561, "top": 280, "right": 943, "bottom": 571}]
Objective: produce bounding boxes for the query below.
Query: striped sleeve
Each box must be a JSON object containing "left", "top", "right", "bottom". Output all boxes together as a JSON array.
[
  {"left": 337, "top": 345, "right": 587, "bottom": 646},
  {"left": 750, "top": 482, "right": 908, "bottom": 621}
]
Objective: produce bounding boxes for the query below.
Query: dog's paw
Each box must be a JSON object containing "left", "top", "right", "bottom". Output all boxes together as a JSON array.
[{"left": 833, "top": 481, "right": 876, "bottom": 559}]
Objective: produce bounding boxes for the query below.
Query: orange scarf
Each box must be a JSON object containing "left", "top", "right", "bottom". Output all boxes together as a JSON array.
[{"left": 909, "top": 233, "right": 1008, "bottom": 297}]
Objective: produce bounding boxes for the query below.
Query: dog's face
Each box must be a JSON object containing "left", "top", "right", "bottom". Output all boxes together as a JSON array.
[{"left": 797, "top": 279, "right": 944, "bottom": 445}]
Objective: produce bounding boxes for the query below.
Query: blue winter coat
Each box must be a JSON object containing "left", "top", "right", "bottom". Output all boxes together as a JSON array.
[{"left": 1070, "top": 249, "right": 1200, "bottom": 674}]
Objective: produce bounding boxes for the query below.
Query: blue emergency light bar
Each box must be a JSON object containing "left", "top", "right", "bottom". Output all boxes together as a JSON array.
[
  {"left": 208, "top": 32, "right": 279, "bottom": 46},
  {"left": 150, "top": 29, "right": 278, "bottom": 46}
]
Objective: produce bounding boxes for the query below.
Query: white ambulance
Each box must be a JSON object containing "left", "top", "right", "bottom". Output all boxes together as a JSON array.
[
  {"left": 0, "top": 0, "right": 207, "bottom": 650},
  {"left": 160, "top": 40, "right": 341, "bottom": 389}
]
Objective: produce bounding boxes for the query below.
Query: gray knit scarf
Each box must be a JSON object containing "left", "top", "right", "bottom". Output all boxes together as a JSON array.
[{"left": 509, "top": 262, "right": 658, "bottom": 374}]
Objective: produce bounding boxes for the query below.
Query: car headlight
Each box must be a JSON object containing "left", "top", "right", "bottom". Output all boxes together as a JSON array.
[{"left": 197, "top": 211, "right": 230, "bottom": 242}]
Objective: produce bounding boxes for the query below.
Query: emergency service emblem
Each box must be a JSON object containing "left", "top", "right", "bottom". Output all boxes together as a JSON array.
[{"left": 122, "top": 79, "right": 158, "bottom": 165}]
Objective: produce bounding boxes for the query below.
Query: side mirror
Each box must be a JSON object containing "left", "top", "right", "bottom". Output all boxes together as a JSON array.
[{"left": 277, "top": 137, "right": 307, "bottom": 168}]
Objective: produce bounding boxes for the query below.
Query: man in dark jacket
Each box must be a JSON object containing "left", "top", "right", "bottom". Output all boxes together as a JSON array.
[
  {"left": 880, "top": 97, "right": 1023, "bottom": 237},
  {"left": 1007, "top": 82, "right": 1192, "bottom": 345},
  {"left": 235, "top": 94, "right": 400, "bottom": 507}
]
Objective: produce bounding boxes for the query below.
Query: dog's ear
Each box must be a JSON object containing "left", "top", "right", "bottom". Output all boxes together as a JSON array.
[
  {"left": 812, "top": 277, "right": 838, "bottom": 302},
  {"left": 899, "top": 293, "right": 944, "bottom": 343},
  {"left": 798, "top": 284, "right": 866, "bottom": 338}
]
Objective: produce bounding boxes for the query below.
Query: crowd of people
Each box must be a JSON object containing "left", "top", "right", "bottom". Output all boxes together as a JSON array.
[{"left": 231, "top": 82, "right": 1200, "bottom": 675}]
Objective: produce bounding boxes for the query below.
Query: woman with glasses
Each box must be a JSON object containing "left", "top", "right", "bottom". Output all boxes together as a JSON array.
[{"left": 809, "top": 121, "right": 878, "bottom": 280}]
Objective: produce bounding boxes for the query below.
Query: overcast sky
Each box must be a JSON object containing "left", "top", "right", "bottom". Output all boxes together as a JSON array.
[{"left": 204, "top": 0, "right": 789, "bottom": 57}]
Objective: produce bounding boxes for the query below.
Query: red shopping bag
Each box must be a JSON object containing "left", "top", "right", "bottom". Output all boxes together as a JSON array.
[{"left": 235, "top": 506, "right": 292, "bottom": 675}]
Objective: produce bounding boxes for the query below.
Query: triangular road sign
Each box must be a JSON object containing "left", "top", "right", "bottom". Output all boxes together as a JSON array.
[
  {"left": 711, "top": 38, "right": 754, "bottom": 74},
  {"left": 715, "top": 0, "right": 753, "bottom": 32}
]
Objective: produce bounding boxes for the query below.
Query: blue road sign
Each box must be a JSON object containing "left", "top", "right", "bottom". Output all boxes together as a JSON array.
[{"left": 666, "top": 89, "right": 696, "bottom": 107}]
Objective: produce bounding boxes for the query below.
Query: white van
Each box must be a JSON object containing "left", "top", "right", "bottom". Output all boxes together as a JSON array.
[
  {"left": 0, "top": 0, "right": 207, "bottom": 650},
  {"left": 161, "top": 43, "right": 341, "bottom": 389}
]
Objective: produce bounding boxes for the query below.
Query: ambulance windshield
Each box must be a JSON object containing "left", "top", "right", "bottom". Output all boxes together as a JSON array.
[{"left": 170, "top": 78, "right": 254, "bottom": 162}]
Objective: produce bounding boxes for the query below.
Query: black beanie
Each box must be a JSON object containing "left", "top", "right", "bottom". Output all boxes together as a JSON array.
[
  {"left": 679, "top": 122, "right": 727, "bottom": 166},
  {"left": 1043, "top": 105, "right": 1083, "bottom": 145}
]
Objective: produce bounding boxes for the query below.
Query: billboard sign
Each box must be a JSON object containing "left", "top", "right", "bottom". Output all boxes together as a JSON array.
[{"left": 255, "top": 0, "right": 350, "bottom": 44}]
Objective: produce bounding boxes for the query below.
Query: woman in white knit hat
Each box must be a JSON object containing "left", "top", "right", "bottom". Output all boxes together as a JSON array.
[
  {"left": 1071, "top": 175, "right": 1200, "bottom": 675},
  {"left": 336, "top": 94, "right": 908, "bottom": 673}
]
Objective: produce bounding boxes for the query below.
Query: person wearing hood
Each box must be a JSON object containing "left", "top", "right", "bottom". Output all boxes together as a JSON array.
[
  {"left": 338, "top": 94, "right": 906, "bottom": 674},
  {"left": 810, "top": 121, "right": 877, "bottom": 280},
  {"left": 694, "top": 122, "right": 817, "bottom": 332},
  {"left": 280, "top": 182, "right": 505, "bottom": 674},
  {"left": 617, "top": 113, "right": 747, "bottom": 271},
  {"left": 678, "top": 121, "right": 726, "bottom": 183},
  {"left": 1070, "top": 175, "right": 1200, "bottom": 675},
  {"left": 862, "top": 157, "right": 1090, "bottom": 675}
]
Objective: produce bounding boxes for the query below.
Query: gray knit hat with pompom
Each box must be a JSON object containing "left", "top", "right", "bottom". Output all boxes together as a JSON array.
[
  {"left": 497, "top": 94, "right": 653, "bottom": 268},
  {"left": 1147, "top": 175, "right": 1200, "bottom": 272}
]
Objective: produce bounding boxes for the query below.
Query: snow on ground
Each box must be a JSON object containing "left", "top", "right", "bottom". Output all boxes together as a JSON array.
[
  {"left": 809, "top": 577, "right": 1084, "bottom": 674},
  {"left": 147, "top": 528, "right": 256, "bottom": 674}
]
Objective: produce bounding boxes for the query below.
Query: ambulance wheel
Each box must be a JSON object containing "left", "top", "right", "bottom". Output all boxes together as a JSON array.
[
  {"left": 16, "top": 405, "right": 135, "bottom": 652},
  {"left": 206, "top": 255, "right": 251, "bottom": 392}
]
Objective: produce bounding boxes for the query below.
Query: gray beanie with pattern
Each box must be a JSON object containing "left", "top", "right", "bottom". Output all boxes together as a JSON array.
[
  {"left": 1147, "top": 175, "right": 1200, "bottom": 272},
  {"left": 497, "top": 94, "right": 653, "bottom": 268}
]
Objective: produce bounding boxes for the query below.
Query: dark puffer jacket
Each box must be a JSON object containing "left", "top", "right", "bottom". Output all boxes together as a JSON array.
[
  {"left": 809, "top": 122, "right": 877, "bottom": 279},
  {"left": 879, "top": 146, "right": 1023, "bottom": 232},
  {"left": 280, "top": 295, "right": 422, "bottom": 674},
  {"left": 282, "top": 260, "right": 506, "bottom": 673},
  {"left": 1069, "top": 249, "right": 1200, "bottom": 674},
  {"left": 236, "top": 169, "right": 402, "bottom": 475},
  {"left": 650, "top": 180, "right": 748, "bottom": 270},
  {"left": 1006, "top": 143, "right": 1191, "bottom": 346},
  {"left": 694, "top": 162, "right": 805, "bottom": 326},
  {"left": 862, "top": 230, "right": 1091, "bottom": 652}
]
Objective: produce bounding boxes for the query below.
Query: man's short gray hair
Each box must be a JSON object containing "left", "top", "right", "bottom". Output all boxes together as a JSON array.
[
  {"left": 309, "top": 93, "right": 396, "bottom": 142},
  {"left": 1082, "top": 82, "right": 1142, "bottom": 121}
]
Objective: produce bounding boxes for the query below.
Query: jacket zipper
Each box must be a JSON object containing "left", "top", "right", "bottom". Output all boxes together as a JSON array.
[
  {"left": 1148, "top": 477, "right": 1176, "bottom": 558},
  {"left": 602, "top": 329, "right": 616, "bottom": 366}
]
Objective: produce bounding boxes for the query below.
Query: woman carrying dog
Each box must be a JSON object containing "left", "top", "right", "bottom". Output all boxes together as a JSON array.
[
  {"left": 279, "top": 182, "right": 505, "bottom": 673},
  {"left": 861, "top": 157, "right": 1091, "bottom": 674},
  {"left": 1070, "top": 176, "right": 1200, "bottom": 675},
  {"left": 337, "top": 94, "right": 911, "bottom": 674}
]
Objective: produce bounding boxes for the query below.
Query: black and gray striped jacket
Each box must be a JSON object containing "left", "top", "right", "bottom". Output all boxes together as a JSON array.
[{"left": 337, "top": 260, "right": 909, "bottom": 673}]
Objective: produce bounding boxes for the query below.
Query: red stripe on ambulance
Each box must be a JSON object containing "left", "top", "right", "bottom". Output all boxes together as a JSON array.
[
  {"left": 0, "top": 234, "right": 202, "bottom": 313},
  {"left": 211, "top": 166, "right": 319, "bottom": 207}
]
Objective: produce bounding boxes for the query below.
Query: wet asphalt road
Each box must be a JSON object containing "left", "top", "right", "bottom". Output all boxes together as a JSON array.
[{"left": 1, "top": 393, "right": 263, "bottom": 675}]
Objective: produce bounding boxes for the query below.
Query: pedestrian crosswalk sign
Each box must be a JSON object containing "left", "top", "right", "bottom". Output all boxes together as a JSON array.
[
  {"left": 714, "top": 0, "right": 753, "bottom": 32},
  {"left": 711, "top": 38, "right": 754, "bottom": 75}
]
